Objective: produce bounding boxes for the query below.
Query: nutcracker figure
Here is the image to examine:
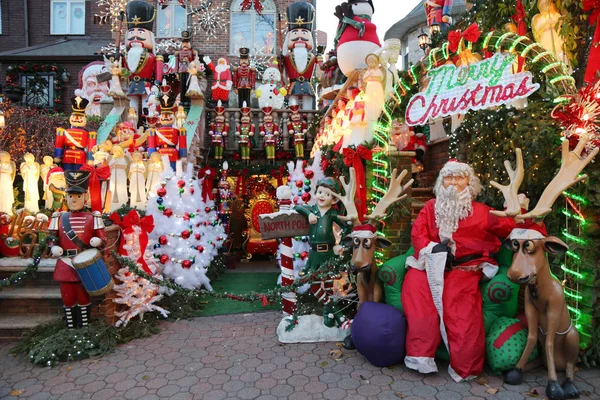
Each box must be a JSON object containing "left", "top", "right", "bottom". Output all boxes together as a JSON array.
[
  {"left": 175, "top": 31, "right": 198, "bottom": 107},
  {"left": 123, "top": 0, "right": 164, "bottom": 116},
  {"left": 54, "top": 96, "right": 97, "bottom": 172},
  {"left": 210, "top": 101, "right": 229, "bottom": 160},
  {"left": 217, "top": 162, "right": 233, "bottom": 233},
  {"left": 424, "top": 0, "right": 454, "bottom": 32},
  {"left": 282, "top": 2, "right": 321, "bottom": 110},
  {"left": 236, "top": 102, "right": 254, "bottom": 163},
  {"left": 204, "top": 55, "right": 233, "bottom": 106},
  {"left": 147, "top": 90, "right": 187, "bottom": 170},
  {"left": 49, "top": 170, "right": 110, "bottom": 329},
  {"left": 260, "top": 106, "right": 279, "bottom": 162},
  {"left": 288, "top": 104, "right": 307, "bottom": 159},
  {"left": 233, "top": 48, "right": 256, "bottom": 108}
]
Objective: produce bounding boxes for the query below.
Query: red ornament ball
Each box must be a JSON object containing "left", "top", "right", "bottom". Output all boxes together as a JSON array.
[
  {"left": 301, "top": 192, "right": 311, "bottom": 202},
  {"left": 205, "top": 207, "right": 212, "bottom": 213},
  {"left": 157, "top": 187, "right": 167, "bottom": 197},
  {"left": 300, "top": 251, "right": 309, "bottom": 260},
  {"left": 159, "top": 235, "right": 168, "bottom": 245},
  {"left": 196, "top": 245, "right": 204, "bottom": 253},
  {"left": 295, "top": 180, "right": 304, "bottom": 188},
  {"left": 182, "top": 260, "right": 192, "bottom": 269},
  {"left": 181, "top": 230, "right": 191, "bottom": 239},
  {"left": 163, "top": 208, "right": 173, "bottom": 217},
  {"left": 159, "top": 254, "right": 169, "bottom": 264},
  {"left": 304, "top": 169, "right": 314, "bottom": 179},
  {"left": 177, "top": 180, "right": 186, "bottom": 188},
  {"left": 195, "top": 233, "right": 201, "bottom": 240}
]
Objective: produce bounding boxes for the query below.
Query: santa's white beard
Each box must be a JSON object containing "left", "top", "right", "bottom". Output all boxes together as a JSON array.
[
  {"left": 127, "top": 45, "right": 144, "bottom": 73},
  {"left": 293, "top": 46, "right": 308, "bottom": 71},
  {"left": 85, "top": 101, "right": 102, "bottom": 116},
  {"left": 435, "top": 186, "right": 473, "bottom": 239}
]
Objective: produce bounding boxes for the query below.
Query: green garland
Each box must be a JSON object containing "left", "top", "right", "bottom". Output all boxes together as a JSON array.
[
  {"left": 0, "top": 236, "right": 54, "bottom": 290},
  {"left": 4, "top": 63, "right": 68, "bottom": 110}
]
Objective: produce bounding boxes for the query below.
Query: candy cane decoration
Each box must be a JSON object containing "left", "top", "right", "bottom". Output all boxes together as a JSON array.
[{"left": 278, "top": 198, "right": 297, "bottom": 317}]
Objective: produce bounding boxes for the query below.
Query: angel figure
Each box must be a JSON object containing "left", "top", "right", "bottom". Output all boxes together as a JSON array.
[
  {"left": 146, "top": 152, "right": 164, "bottom": 197},
  {"left": 104, "top": 56, "right": 126, "bottom": 98},
  {"left": 361, "top": 53, "right": 386, "bottom": 140},
  {"left": 0, "top": 152, "right": 16, "bottom": 214},
  {"left": 41, "top": 155, "right": 55, "bottom": 210},
  {"left": 128, "top": 151, "right": 147, "bottom": 209},
  {"left": 108, "top": 145, "right": 129, "bottom": 212},
  {"left": 20, "top": 153, "right": 41, "bottom": 213},
  {"left": 186, "top": 58, "right": 206, "bottom": 99}
]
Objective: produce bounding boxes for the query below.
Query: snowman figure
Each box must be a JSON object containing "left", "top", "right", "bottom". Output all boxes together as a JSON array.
[
  {"left": 334, "top": 0, "right": 381, "bottom": 77},
  {"left": 256, "top": 62, "right": 287, "bottom": 109}
]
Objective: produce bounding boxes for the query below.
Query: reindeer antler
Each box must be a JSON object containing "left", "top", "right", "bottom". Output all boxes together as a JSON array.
[
  {"left": 489, "top": 148, "right": 524, "bottom": 217},
  {"left": 332, "top": 167, "right": 359, "bottom": 223},
  {"left": 364, "top": 168, "right": 413, "bottom": 221},
  {"left": 517, "top": 138, "right": 598, "bottom": 220}
]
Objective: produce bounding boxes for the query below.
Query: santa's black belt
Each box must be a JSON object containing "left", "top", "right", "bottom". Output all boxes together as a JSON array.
[
  {"left": 312, "top": 244, "right": 332, "bottom": 252},
  {"left": 450, "top": 253, "right": 496, "bottom": 267}
]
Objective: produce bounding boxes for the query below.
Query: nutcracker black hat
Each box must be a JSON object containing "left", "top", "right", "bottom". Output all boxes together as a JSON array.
[
  {"left": 159, "top": 94, "right": 177, "bottom": 114},
  {"left": 348, "top": 0, "right": 374, "bottom": 13},
  {"left": 239, "top": 47, "right": 250, "bottom": 59},
  {"left": 181, "top": 30, "right": 192, "bottom": 43},
  {"left": 65, "top": 170, "right": 91, "bottom": 194},
  {"left": 71, "top": 96, "right": 89, "bottom": 116},
  {"left": 287, "top": 2, "right": 315, "bottom": 31},
  {"left": 126, "top": 0, "right": 156, "bottom": 31}
]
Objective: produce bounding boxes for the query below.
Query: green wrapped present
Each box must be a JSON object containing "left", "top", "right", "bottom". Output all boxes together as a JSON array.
[
  {"left": 486, "top": 315, "right": 539, "bottom": 374},
  {"left": 378, "top": 247, "right": 414, "bottom": 314}
]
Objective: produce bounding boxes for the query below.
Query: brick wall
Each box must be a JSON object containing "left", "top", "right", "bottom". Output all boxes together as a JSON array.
[
  {"left": 0, "top": 0, "right": 27, "bottom": 52},
  {"left": 421, "top": 138, "right": 449, "bottom": 187}
]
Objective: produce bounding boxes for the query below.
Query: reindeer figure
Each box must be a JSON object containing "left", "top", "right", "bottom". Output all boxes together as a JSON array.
[
  {"left": 491, "top": 139, "right": 598, "bottom": 400},
  {"left": 340, "top": 168, "right": 413, "bottom": 310}
]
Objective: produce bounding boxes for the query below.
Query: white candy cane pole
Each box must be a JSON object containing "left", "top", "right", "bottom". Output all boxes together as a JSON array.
[{"left": 278, "top": 198, "right": 297, "bottom": 317}]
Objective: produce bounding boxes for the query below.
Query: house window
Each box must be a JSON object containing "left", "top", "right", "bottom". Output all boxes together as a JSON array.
[
  {"left": 230, "top": 0, "right": 277, "bottom": 56},
  {"left": 157, "top": 1, "right": 187, "bottom": 38},
  {"left": 51, "top": 0, "right": 85, "bottom": 35},
  {"left": 20, "top": 73, "right": 55, "bottom": 108}
]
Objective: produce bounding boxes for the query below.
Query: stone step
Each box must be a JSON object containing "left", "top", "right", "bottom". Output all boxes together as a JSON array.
[
  {"left": 0, "top": 286, "right": 64, "bottom": 315},
  {"left": 0, "top": 259, "right": 58, "bottom": 287},
  {"left": 0, "top": 314, "right": 60, "bottom": 342}
]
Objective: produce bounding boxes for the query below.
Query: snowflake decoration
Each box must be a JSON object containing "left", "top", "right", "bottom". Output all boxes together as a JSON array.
[
  {"left": 189, "top": 0, "right": 229, "bottom": 41},
  {"left": 95, "top": 0, "right": 128, "bottom": 32}
]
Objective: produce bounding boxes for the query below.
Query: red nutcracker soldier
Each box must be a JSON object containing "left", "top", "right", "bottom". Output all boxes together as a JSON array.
[
  {"left": 123, "top": 1, "right": 164, "bottom": 117},
  {"left": 175, "top": 31, "right": 198, "bottom": 107},
  {"left": 425, "top": 0, "right": 454, "bottom": 32},
  {"left": 260, "top": 106, "right": 279, "bottom": 162},
  {"left": 288, "top": 104, "right": 307, "bottom": 159},
  {"left": 233, "top": 48, "right": 257, "bottom": 108},
  {"left": 147, "top": 89, "right": 187, "bottom": 170},
  {"left": 54, "top": 96, "right": 97, "bottom": 172},
  {"left": 204, "top": 55, "right": 233, "bottom": 107},
  {"left": 49, "top": 170, "right": 110, "bottom": 329},
  {"left": 282, "top": 2, "right": 321, "bottom": 110},
  {"left": 210, "top": 101, "right": 229, "bottom": 160},
  {"left": 236, "top": 102, "right": 254, "bottom": 163}
]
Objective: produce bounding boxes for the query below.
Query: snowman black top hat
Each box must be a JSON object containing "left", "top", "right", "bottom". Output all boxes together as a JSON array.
[{"left": 349, "top": 0, "right": 374, "bottom": 13}]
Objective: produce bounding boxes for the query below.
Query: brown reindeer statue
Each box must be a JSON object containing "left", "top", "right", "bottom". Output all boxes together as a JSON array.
[
  {"left": 491, "top": 139, "right": 598, "bottom": 400},
  {"left": 337, "top": 168, "right": 413, "bottom": 309}
]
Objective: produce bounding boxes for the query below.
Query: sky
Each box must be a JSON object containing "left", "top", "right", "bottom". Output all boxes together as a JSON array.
[{"left": 315, "top": 0, "right": 424, "bottom": 51}]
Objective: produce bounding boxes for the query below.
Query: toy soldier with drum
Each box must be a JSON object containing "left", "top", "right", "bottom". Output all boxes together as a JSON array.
[{"left": 49, "top": 170, "right": 114, "bottom": 329}]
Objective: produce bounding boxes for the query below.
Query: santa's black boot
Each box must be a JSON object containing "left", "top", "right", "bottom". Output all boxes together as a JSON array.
[
  {"left": 63, "top": 307, "right": 76, "bottom": 329},
  {"left": 78, "top": 304, "right": 91, "bottom": 328}
]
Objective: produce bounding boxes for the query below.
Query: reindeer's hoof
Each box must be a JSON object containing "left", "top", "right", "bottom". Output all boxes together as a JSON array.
[
  {"left": 342, "top": 335, "right": 355, "bottom": 350},
  {"left": 547, "top": 380, "right": 565, "bottom": 400},
  {"left": 562, "top": 378, "right": 580, "bottom": 399},
  {"left": 503, "top": 368, "right": 523, "bottom": 385}
]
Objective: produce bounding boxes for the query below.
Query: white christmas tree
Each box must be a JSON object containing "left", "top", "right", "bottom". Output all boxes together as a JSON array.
[
  {"left": 113, "top": 218, "right": 169, "bottom": 327},
  {"left": 146, "top": 159, "right": 226, "bottom": 290}
]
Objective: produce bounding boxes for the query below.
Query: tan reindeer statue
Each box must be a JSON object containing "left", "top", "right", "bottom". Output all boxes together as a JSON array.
[
  {"left": 491, "top": 139, "right": 598, "bottom": 400},
  {"left": 338, "top": 168, "right": 413, "bottom": 310}
]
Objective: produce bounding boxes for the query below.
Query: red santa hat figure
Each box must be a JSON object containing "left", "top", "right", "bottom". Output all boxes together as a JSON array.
[{"left": 335, "top": 0, "right": 381, "bottom": 77}]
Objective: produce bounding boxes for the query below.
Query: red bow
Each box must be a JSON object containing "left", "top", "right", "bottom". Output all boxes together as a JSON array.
[
  {"left": 240, "top": 0, "right": 263, "bottom": 14},
  {"left": 109, "top": 210, "right": 155, "bottom": 274},
  {"left": 342, "top": 145, "right": 372, "bottom": 222},
  {"left": 448, "top": 23, "right": 481, "bottom": 53},
  {"left": 584, "top": 0, "right": 600, "bottom": 83},
  {"left": 79, "top": 164, "right": 111, "bottom": 213},
  {"left": 198, "top": 166, "right": 217, "bottom": 202}
]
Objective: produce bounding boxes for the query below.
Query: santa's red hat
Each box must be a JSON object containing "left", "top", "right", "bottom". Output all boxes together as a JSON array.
[
  {"left": 46, "top": 167, "right": 64, "bottom": 184},
  {"left": 350, "top": 224, "right": 377, "bottom": 238}
]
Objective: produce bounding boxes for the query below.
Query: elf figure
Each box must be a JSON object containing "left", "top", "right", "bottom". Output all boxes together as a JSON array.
[
  {"left": 49, "top": 171, "right": 108, "bottom": 329},
  {"left": 236, "top": 102, "right": 254, "bottom": 163},
  {"left": 260, "top": 106, "right": 279, "bottom": 162},
  {"left": 147, "top": 88, "right": 187, "bottom": 171},
  {"left": 210, "top": 101, "right": 229, "bottom": 160},
  {"left": 47, "top": 167, "right": 66, "bottom": 211},
  {"left": 54, "top": 96, "right": 97, "bottom": 172},
  {"left": 288, "top": 104, "right": 307, "bottom": 159}
]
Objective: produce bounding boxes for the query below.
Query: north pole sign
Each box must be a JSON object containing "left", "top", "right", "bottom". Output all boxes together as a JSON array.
[
  {"left": 405, "top": 53, "right": 540, "bottom": 126},
  {"left": 259, "top": 211, "right": 310, "bottom": 240}
]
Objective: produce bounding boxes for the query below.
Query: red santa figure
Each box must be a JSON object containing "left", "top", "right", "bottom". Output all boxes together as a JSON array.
[
  {"left": 123, "top": 1, "right": 164, "bottom": 116},
  {"left": 334, "top": 0, "right": 381, "bottom": 77},
  {"left": 147, "top": 88, "right": 187, "bottom": 171},
  {"left": 49, "top": 170, "right": 109, "bottom": 329},
  {"left": 209, "top": 101, "right": 229, "bottom": 160},
  {"left": 282, "top": 2, "right": 321, "bottom": 110},
  {"left": 54, "top": 96, "right": 97, "bottom": 172},
  {"left": 260, "top": 106, "right": 279, "bottom": 162},
  {"left": 288, "top": 103, "right": 307, "bottom": 159},
  {"left": 204, "top": 55, "right": 233, "bottom": 106},
  {"left": 401, "top": 159, "right": 543, "bottom": 382},
  {"left": 425, "top": 0, "right": 454, "bottom": 32}
]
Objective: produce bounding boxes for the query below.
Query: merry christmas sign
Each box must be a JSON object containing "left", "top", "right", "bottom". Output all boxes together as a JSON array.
[{"left": 405, "top": 53, "right": 540, "bottom": 126}]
